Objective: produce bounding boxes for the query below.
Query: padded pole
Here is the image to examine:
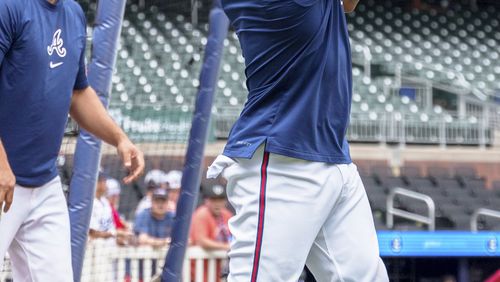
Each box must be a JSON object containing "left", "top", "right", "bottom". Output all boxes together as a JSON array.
[
  {"left": 68, "top": 1, "right": 126, "bottom": 281},
  {"left": 161, "top": 1, "right": 229, "bottom": 281}
]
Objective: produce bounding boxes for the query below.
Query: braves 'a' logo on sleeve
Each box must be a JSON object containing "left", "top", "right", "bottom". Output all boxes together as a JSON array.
[{"left": 47, "top": 29, "right": 67, "bottom": 58}]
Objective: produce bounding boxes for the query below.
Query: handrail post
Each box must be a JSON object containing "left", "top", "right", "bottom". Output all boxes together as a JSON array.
[
  {"left": 471, "top": 208, "right": 500, "bottom": 231},
  {"left": 386, "top": 187, "right": 436, "bottom": 231}
]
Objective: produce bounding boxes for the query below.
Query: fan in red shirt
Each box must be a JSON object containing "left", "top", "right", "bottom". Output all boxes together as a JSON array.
[{"left": 190, "top": 183, "right": 233, "bottom": 282}]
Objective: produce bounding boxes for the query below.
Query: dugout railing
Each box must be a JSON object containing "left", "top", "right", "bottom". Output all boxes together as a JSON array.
[
  {"left": 386, "top": 187, "right": 437, "bottom": 231},
  {"left": 472, "top": 208, "right": 500, "bottom": 232}
]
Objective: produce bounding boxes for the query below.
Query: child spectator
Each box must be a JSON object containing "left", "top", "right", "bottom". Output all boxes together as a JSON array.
[
  {"left": 106, "top": 177, "right": 133, "bottom": 245},
  {"left": 134, "top": 188, "right": 174, "bottom": 248},
  {"left": 165, "top": 170, "right": 182, "bottom": 214},
  {"left": 135, "top": 169, "right": 168, "bottom": 216},
  {"left": 89, "top": 173, "right": 116, "bottom": 241}
]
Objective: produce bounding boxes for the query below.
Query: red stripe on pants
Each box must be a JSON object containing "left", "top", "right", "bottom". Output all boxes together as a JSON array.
[{"left": 250, "top": 151, "right": 270, "bottom": 282}]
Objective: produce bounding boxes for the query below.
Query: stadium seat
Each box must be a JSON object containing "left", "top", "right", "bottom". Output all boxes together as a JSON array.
[{"left": 98, "top": 1, "right": 498, "bottom": 146}]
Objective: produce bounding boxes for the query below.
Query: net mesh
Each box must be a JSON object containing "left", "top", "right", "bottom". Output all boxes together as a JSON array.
[
  {"left": 1, "top": 1, "right": 229, "bottom": 281},
  {"left": 4, "top": 0, "right": 500, "bottom": 281},
  {"left": 80, "top": 2, "right": 220, "bottom": 281}
]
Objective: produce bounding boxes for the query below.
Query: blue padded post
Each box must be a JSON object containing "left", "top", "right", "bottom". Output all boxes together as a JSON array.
[
  {"left": 161, "top": 1, "right": 230, "bottom": 281},
  {"left": 68, "top": 1, "right": 126, "bottom": 281}
]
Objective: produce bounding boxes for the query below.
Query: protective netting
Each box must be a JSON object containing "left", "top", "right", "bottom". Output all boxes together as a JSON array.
[
  {"left": 78, "top": 2, "right": 223, "bottom": 281},
  {"left": 1, "top": 0, "right": 229, "bottom": 281},
  {"left": 3, "top": 0, "right": 500, "bottom": 281}
]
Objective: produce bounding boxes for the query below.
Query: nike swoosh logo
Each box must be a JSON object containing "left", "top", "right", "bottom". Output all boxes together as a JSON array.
[{"left": 49, "top": 61, "right": 64, "bottom": 69}]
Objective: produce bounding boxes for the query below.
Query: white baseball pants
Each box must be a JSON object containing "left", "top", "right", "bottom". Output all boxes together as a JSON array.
[
  {"left": 0, "top": 176, "right": 73, "bottom": 282},
  {"left": 208, "top": 146, "right": 388, "bottom": 282}
]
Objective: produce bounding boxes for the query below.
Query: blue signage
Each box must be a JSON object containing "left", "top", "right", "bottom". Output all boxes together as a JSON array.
[{"left": 378, "top": 231, "right": 500, "bottom": 257}]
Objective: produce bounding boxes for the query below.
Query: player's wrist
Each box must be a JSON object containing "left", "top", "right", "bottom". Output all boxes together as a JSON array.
[
  {"left": 114, "top": 132, "right": 130, "bottom": 148},
  {"left": 0, "top": 159, "right": 13, "bottom": 172},
  {"left": 0, "top": 144, "right": 12, "bottom": 171}
]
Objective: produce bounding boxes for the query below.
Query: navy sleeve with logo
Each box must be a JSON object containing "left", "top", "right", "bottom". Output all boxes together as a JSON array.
[{"left": 74, "top": 10, "right": 88, "bottom": 90}]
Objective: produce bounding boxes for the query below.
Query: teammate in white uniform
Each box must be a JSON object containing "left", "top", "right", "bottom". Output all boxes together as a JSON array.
[
  {"left": 0, "top": 0, "right": 144, "bottom": 281},
  {"left": 208, "top": 0, "right": 388, "bottom": 281}
]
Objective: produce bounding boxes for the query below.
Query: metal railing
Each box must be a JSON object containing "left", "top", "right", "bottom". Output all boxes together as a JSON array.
[
  {"left": 351, "top": 41, "right": 372, "bottom": 78},
  {"left": 386, "top": 187, "right": 436, "bottom": 231},
  {"left": 213, "top": 112, "right": 494, "bottom": 146},
  {"left": 347, "top": 112, "right": 492, "bottom": 147},
  {"left": 471, "top": 208, "right": 500, "bottom": 232},
  {"left": 379, "top": 57, "right": 492, "bottom": 103}
]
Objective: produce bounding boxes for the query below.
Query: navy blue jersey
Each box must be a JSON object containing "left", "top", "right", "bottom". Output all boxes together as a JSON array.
[
  {"left": 0, "top": 0, "right": 88, "bottom": 187},
  {"left": 222, "top": 0, "right": 352, "bottom": 164}
]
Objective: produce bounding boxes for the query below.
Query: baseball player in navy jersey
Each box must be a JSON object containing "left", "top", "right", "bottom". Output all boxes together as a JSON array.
[
  {"left": 0, "top": 0, "right": 145, "bottom": 281},
  {"left": 207, "top": 0, "right": 389, "bottom": 281}
]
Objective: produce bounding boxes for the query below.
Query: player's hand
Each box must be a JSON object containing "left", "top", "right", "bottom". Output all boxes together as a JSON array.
[
  {"left": 116, "top": 139, "right": 145, "bottom": 184},
  {"left": 0, "top": 166, "right": 16, "bottom": 213}
]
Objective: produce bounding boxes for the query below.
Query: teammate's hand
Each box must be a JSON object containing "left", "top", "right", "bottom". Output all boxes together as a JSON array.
[
  {"left": 0, "top": 166, "right": 16, "bottom": 213},
  {"left": 116, "top": 139, "right": 145, "bottom": 184}
]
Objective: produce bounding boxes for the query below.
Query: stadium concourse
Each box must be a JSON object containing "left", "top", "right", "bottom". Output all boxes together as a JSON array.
[{"left": 3, "top": 0, "right": 500, "bottom": 281}]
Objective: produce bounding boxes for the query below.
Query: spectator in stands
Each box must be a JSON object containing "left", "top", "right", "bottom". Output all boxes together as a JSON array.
[
  {"left": 134, "top": 188, "right": 174, "bottom": 248},
  {"left": 106, "top": 178, "right": 121, "bottom": 210},
  {"left": 191, "top": 184, "right": 232, "bottom": 250},
  {"left": 135, "top": 169, "right": 168, "bottom": 216},
  {"left": 106, "top": 177, "right": 134, "bottom": 245},
  {"left": 190, "top": 184, "right": 232, "bottom": 282},
  {"left": 165, "top": 170, "right": 182, "bottom": 213},
  {"left": 89, "top": 173, "right": 117, "bottom": 241}
]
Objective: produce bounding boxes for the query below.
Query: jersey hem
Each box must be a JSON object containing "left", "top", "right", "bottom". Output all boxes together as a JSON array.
[
  {"left": 15, "top": 171, "right": 59, "bottom": 188},
  {"left": 223, "top": 140, "right": 352, "bottom": 164},
  {"left": 265, "top": 143, "right": 352, "bottom": 164}
]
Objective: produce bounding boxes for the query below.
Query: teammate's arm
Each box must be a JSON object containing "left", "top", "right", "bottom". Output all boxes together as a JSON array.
[
  {"left": 0, "top": 140, "right": 15, "bottom": 212},
  {"left": 70, "top": 86, "right": 145, "bottom": 184},
  {"left": 343, "top": 0, "right": 360, "bottom": 12}
]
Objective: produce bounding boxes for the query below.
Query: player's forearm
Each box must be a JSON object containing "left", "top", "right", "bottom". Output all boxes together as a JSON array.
[
  {"left": 343, "top": 0, "right": 360, "bottom": 13},
  {"left": 0, "top": 140, "right": 12, "bottom": 172},
  {"left": 0, "top": 138, "right": 15, "bottom": 212},
  {"left": 198, "top": 237, "right": 230, "bottom": 251},
  {"left": 70, "top": 86, "right": 128, "bottom": 147}
]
